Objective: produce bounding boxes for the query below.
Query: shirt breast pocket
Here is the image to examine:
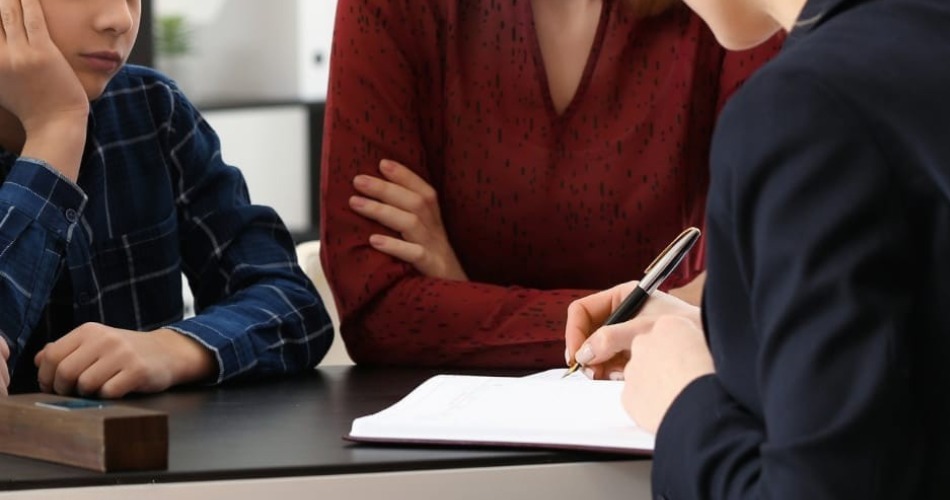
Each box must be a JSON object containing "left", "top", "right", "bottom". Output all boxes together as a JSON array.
[{"left": 90, "top": 210, "right": 183, "bottom": 331}]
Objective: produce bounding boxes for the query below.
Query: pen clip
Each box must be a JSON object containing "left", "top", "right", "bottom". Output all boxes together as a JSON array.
[
  {"left": 644, "top": 227, "right": 698, "bottom": 275},
  {"left": 639, "top": 227, "right": 701, "bottom": 293}
]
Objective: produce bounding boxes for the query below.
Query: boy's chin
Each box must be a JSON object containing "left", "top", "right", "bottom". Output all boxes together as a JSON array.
[
  {"left": 83, "top": 85, "right": 109, "bottom": 102},
  {"left": 77, "top": 74, "right": 115, "bottom": 102}
]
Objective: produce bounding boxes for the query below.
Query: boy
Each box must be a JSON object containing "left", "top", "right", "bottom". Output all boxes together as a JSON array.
[
  {"left": 0, "top": 0, "right": 332, "bottom": 397},
  {"left": 566, "top": 0, "right": 950, "bottom": 497}
]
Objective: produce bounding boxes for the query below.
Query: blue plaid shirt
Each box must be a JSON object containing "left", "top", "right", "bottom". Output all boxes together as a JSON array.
[{"left": 0, "top": 65, "right": 332, "bottom": 392}]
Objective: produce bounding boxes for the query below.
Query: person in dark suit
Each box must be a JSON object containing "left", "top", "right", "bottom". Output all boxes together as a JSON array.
[{"left": 564, "top": 0, "right": 950, "bottom": 497}]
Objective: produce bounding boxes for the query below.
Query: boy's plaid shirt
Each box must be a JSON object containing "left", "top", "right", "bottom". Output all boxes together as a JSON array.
[{"left": 0, "top": 65, "right": 332, "bottom": 391}]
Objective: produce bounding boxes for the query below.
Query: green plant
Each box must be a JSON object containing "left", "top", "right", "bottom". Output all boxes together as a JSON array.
[{"left": 156, "top": 15, "right": 192, "bottom": 57}]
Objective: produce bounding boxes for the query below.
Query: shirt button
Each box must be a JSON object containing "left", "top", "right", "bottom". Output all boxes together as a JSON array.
[{"left": 64, "top": 208, "right": 78, "bottom": 223}]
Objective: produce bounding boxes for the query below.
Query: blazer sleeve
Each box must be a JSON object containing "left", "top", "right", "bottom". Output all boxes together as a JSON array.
[
  {"left": 652, "top": 70, "right": 919, "bottom": 498},
  {"left": 320, "top": 0, "right": 589, "bottom": 368}
]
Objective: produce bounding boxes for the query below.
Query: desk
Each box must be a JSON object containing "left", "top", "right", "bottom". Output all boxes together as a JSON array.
[{"left": 0, "top": 367, "right": 652, "bottom": 499}]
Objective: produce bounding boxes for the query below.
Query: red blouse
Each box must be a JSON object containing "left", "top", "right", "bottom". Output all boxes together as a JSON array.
[{"left": 321, "top": 0, "right": 780, "bottom": 368}]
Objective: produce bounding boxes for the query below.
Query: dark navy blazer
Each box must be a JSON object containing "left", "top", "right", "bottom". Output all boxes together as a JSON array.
[{"left": 652, "top": 0, "right": 950, "bottom": 497}]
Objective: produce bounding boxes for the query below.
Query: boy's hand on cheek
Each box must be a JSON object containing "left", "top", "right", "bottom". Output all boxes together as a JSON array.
[
  {"left": 0, "top": 0, "right": 90, "bottom": 181},
  {"left": 34, "top": 324, "right": 216, "bottom": 399}
]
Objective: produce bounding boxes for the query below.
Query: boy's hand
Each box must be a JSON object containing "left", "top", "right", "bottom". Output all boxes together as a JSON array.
[
  {"left": 34, "top": 324, "right": 216, "bottom": 399},
  {"left": 1, "top": 337, "right": 9, "bottom": 396},
  {"left": 0, "top": 0, "right": 89, "bottom": 181}
]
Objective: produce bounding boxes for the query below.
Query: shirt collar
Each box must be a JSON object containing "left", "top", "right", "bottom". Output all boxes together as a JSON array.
[{"left": 786, "top": 0, "right": 864, "bottom": 42}]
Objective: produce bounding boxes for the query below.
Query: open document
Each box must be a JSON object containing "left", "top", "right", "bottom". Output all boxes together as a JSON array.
[{"left": 346, "top": 370, "right": 655, "bottom": 454}]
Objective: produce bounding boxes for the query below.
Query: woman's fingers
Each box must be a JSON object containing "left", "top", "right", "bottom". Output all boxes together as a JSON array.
[
  {"left": 582, "top": 318, "right": 657, "bottom": 364},
  {"left": 353, "top": 173, "right": 435, "bottom": 223},
  {"left": 564, "top": 282, "right": 640, "bottom": 363},
  {"left": 349, "top": 195, "right": 428, "bottom": 241},
  {"left": 368, "top": 234, "right": 426, "bottom": 266},
  {"left": 378, "top": 159, "right": 438, "bottom": 202}
]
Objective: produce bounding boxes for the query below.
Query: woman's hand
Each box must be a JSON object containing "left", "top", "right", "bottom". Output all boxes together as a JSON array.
[
  {"left": 349, "top": 159, "right": 468, "bottom": 280},
  {"left": 621, "top": 315, "right": 714, "bottom": 434},
  {"left": 564, "top": 282, "right": 701, "bottom": 380},
  {"left": 0, "top": 0, "right": 89, "bottom": 180}
]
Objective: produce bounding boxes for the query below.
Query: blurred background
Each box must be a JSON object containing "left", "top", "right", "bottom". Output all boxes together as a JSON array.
[{"left": 134, "top": 0, "right": 339, "bottom": 240}]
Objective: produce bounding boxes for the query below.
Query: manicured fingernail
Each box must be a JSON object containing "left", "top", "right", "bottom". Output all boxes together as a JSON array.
[
  {"left": 608, "top": 371, "right": 624, "bottom": 381},
  {"left": 583, "top": 367, "right": 595, "bottom": 380},
  {"left": 349, "top": 196, "right": 367, "bottom": 208},
  {"left": 353, "top": 175, "right": 371, "bottom": 188},
  {"left": 564, "top": 347, "right": 571, "bottom": 366},
  {"left": 575, "top": 344, "right": 594, "bottom": 365},
  {"left": 380, "top": 160, "right": 396, "bottom": 173},
  {"left": 369, "top": 235, "right": 385, "bottom": 247}
]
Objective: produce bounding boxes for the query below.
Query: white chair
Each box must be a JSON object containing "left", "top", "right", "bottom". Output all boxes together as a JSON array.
[{"left": 295, "top": 240, "right": 353, "bottom": 366}]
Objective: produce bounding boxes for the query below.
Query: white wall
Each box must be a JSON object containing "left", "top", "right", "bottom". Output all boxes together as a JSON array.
[
  {"left": 152, "top": 1, "right": 339, "bottom": 231},
  {"left": 202, "top": 106, "right": 310, "bottom": 232},
  {"left": 154, "top": 0, "right": 337, "bottom": 104}
]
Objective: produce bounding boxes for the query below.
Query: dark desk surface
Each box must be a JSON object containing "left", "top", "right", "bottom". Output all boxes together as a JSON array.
[{"left": 0, "top": 367, "right": 629, "bottom": 491}]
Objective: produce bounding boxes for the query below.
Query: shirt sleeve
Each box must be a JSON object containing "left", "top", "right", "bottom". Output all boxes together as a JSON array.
[
  {"left": 0, "top": 159, "right": 87, "bottom": 370},
  {"left": 652, "top": 70, "right": 918, "bottom": 498},
  {"left": 158, "top": 86, "right": 333, "bottom": 383},
  {"left": 320, "top": 0, "right": 589, "bottom": 368}
]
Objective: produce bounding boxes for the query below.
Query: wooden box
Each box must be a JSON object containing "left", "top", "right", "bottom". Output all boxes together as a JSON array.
[{"left": 0, "top": 394, "right": 168, "bottom": 472}]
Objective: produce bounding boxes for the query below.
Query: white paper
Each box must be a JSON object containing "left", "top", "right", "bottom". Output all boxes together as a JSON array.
[{"left": 349, "top": 373, "right": 655, "bottom": 453}]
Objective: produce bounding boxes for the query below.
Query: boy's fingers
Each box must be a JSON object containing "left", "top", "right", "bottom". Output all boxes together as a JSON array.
[
  {"left": 18, "top": 0, "right": 47, "bottom": 43},
  {"left": 0, "top": 0, "right": 24, "bottom": 43}
]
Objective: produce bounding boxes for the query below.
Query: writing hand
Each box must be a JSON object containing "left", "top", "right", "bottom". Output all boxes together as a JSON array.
[
  {"left": 1, "top": 336, "right": 9, "bottom": 396},
  {"left": 621, "top": 315, "right": 714, "bottom": 434},
  {"left": 564, "top": 282, "right": 701, "bottom": 380},
  {"left": 0, "top": 0, "right": 89, "bottom": 180},
  {"left": 349, "top": 159, "right": 468, "bottom": 280},
  {"left": 34, "top": 324, "right": 215, "bottom": 398}
]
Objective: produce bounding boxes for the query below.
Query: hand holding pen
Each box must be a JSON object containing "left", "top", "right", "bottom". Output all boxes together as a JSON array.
[{"left": 564, "top": 227, "right": 702, "bottom": 380}]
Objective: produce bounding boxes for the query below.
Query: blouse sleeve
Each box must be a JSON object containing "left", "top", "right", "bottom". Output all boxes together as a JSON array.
[{"left": 320, "top": 0, "right": 589, "bottom": 368}]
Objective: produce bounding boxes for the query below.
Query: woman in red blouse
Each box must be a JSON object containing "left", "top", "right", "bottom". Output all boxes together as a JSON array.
[{"left": 320, "top": 0, "right": 779, "bottom": 368}]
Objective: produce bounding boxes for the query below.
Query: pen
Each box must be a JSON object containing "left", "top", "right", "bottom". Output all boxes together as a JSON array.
[{"left": 563, "top": 227, "right": 702, "bottom": 378}]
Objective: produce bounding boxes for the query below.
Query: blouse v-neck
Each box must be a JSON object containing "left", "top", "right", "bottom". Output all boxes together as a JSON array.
[{"left": 525, "top": 0, "right": 613, "bottom": 121}]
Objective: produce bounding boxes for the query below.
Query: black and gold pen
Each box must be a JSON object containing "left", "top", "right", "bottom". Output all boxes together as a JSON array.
[{"left": 563, "top": 227, "right": 702, "bottom": 378}]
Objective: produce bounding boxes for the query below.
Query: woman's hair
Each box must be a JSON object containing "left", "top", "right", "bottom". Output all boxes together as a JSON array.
[{"left": 623, "top": 0, "right": 678, "bottom": 18}]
